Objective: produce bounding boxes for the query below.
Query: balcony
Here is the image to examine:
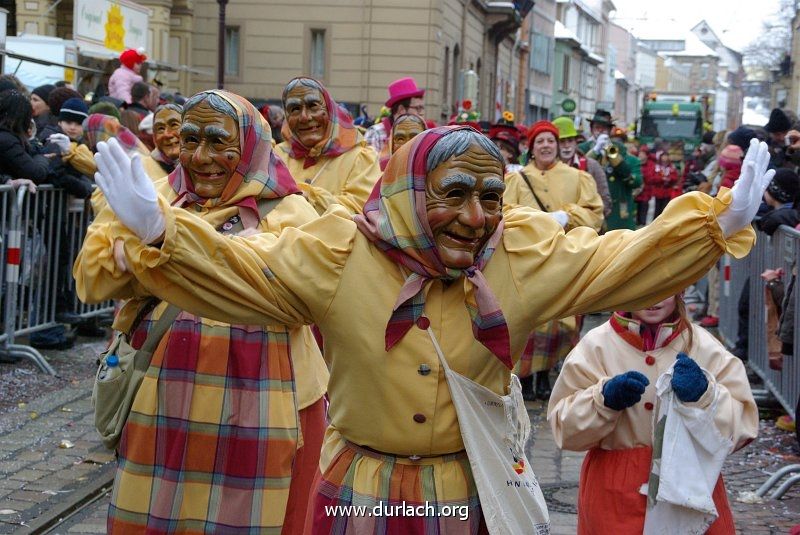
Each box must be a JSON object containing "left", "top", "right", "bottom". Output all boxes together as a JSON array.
[{"left": 479, "top": 0, "right": 533, "bottom": 40}]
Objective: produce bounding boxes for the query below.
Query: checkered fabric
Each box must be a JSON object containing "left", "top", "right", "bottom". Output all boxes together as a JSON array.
[
  {"left": 515, "top": 318, "right": 580, "bottom": 378},
  {"left": 311, "top": 436, "right": 486, "bottom": 535}
]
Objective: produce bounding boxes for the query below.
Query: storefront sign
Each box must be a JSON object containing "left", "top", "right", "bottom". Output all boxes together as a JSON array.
[{"left": 73, "top": 0, "right": 149, "bottom": 56}]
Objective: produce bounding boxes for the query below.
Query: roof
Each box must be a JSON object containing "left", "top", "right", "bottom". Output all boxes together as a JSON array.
[{"left": 667, "top": 33, "right": 719, "bottom": 58}]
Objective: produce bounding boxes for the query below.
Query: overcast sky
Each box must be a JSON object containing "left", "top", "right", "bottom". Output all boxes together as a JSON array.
[{"left": 610, "top": 0, "right": 783, "bottom": 52}]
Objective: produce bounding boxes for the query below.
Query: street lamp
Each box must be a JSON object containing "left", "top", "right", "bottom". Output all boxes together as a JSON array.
[{"left": 217, "top": 0, "right": 228, "bottom": 89}]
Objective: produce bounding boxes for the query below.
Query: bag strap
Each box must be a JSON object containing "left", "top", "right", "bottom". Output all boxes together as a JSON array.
[
  {"left": 224, "top": 197, "right": 282, "bottom": 234},
  {"left": 518, "top": 171, "right": 548, "bottom": 212},
  {"left": 425, "top": 326, "right": 452, "bottom": 374},
  {"left": 134, "top": 304, "right": 181, "bottom": 371}
]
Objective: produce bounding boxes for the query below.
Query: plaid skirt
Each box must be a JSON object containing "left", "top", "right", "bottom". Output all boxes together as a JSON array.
[
  {"left": 310, "top": 430, "right": 486, "bottom": 535},
  {"left": 515, "top": 317, "right": 580, "bottom": 378},
  {"left": 107, "top": 306, "right": 299, "bottom": 534}
]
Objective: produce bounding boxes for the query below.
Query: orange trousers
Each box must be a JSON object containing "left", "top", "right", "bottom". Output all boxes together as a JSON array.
[
  {"left": 578, "top": 446, "right": 735, "bottom": 534},
  {"left": 282, "top": 396, "right": 327, "bottom": 535}
]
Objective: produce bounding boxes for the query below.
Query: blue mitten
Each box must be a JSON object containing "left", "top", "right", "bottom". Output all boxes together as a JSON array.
[
  {"left": 671, "top": 352, "right": 708, "bottom": 402},
  {"left": 602, "top": 371, "right": 650, "bottom": 411}
]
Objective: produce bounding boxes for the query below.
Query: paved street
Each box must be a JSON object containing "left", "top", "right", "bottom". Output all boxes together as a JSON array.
[{"left": 0, "top": 333, "right": 797, "bottom": 534}]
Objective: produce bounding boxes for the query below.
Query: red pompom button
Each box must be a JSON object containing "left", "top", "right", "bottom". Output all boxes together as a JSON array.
[
  {"left": 416, "top": 317, "right": 431, "bottom": 330},
  {"left": 644, "top": 402, "right": 654, "bottom": 411},
  {"left": 645, "top": 355, "right": 656, "bottom": 366}
]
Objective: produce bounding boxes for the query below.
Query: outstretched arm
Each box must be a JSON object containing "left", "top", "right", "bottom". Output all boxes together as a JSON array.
[
  {"left": 506, "top": 140, "right": 774, "bottom": 325},
  {"left": 86, "top": 139, "right": 353, "bottom": 327}
]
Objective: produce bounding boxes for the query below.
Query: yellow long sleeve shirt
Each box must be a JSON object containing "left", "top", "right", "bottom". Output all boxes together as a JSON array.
[
  {"left": 74, "top": 183, "right": 328, "bottom": 410},
  {"left": 504, "top": 161, "right": 605, "bottom": 232},
  {"left": 92, "top": 188, "right": 754, "bottom": 461},
  {"left": 548, "top": 322, "right": 758, "bottom": 452},
  {"left": 275, "top": 141, "right": 381, "bottom": 215}
]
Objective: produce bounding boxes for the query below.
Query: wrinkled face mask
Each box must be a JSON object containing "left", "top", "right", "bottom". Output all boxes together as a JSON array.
[
  {"left": 154, "top": 108, "right": 181, "bottom": 161},
  {"left": 425, "top": 144, "right": 505, "bottom": 269},
  {"left": 179, "top": 101, "right": 241, "bottom": 199}
]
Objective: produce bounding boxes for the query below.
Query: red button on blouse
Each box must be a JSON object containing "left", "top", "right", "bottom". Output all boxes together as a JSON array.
[
  {"left": 644, "top": 402, "right": 654, "bottom": 411},
  {"left": 416, "top": 316, "right": 431, "bottom": 330},
  {"left": 645, "top": 355, "right": 656, "bottom": 366}
]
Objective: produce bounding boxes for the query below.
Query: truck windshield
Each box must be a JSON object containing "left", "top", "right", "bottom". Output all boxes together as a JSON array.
[{"left": 641, "top": 116, "right": 700, "bottom": 140}]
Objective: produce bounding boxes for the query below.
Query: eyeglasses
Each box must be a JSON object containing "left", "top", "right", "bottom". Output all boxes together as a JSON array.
[{"left": 407, "top": 105, "right": 426, "bottom": 113}]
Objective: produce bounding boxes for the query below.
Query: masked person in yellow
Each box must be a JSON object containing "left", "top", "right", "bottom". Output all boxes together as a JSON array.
[
  {"left": 276, "top": 77, "right": 381, "bottom": 214},
  {"left": 88, "top": 124, "right": 771, "bottom": 534},
  {"left": 504, "top": 120, "right": 605, "bottom": 400},
  {"left": 380, "top": 113, "right": 427, "bottom": 170},
  {"left": 75, "top": 90, "right": 328, "bottom": 534}
]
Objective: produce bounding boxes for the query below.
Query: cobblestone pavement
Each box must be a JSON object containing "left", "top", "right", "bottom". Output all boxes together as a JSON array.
[{"left": 0, "top": 332, "right": 798, "bottom": 533}]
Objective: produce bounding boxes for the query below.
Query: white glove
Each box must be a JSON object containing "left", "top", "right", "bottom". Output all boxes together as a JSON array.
[
  {"left": 549, "top": 210, "right": 569, "bottom": 228},
  {"left": 48, "top": 133, "right": 71, "bottom": 154},
  {"left": 592, "top": 134, "right": 609, "bottom": 155},
  {"left": 94, "top": 138, "right": 166, "bottom": 244},
  {"left": 717, "top": 138, "right": 775, "bottom": 238}
]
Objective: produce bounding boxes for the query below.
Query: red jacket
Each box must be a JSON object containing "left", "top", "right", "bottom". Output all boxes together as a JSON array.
[{"left": 642, "top": 159, "right": 681, "bottom": 199}]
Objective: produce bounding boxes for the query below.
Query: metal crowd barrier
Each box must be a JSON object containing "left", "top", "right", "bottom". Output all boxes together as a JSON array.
[
  {"left": 1, "top": 186, "right": 113, "bottom": 375},
  {"left": 718, "top": 224, "right": 800, "bottom": 499}
]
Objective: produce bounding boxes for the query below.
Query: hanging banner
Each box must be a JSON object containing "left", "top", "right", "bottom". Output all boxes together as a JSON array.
[{"left": 73, "top": 0, "right": 149, "bottom": 57}]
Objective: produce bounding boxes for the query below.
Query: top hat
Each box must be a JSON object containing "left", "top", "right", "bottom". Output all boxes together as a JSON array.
[{"left": 385, "top": 77, "right": 425, "bottom": 109}]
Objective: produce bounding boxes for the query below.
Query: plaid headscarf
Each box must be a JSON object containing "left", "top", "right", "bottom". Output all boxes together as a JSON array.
[
  {"left": 354, "top": 125, "right": 512, "bottom": 368},
  {"left": 280, "top": 77, "right": 361, "bottom": 169},
  {"left": 169, "top": 90, "right": 300, "bottom": 229},
  {"left": 83, "top": 113, "right": 150, "bottom": 156}
]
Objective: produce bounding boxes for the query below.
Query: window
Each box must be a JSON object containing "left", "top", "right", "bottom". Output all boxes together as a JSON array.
[
  {"left": 310, "top": 29, "right": 325, "bottom": 80},
  {"left": 225, "top": 26, "right": 240, "bottom": 77},
  {"left": 700, "top": 63, "right": 709, "bottom": 80},
  {"left": 561, "top": 55, "right": 571, "bottom": 91},
  {"left": 531, "top": 33, "right": 552, "bottom": 74}
]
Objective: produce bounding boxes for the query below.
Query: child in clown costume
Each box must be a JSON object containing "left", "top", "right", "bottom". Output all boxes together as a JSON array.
[{"left": 548, "top": 293, "right": 758, "bottom": 534}]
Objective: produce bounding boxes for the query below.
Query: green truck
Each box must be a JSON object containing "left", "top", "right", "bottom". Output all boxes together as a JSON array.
[{"left": 638, "top": 95, "right": 710, "bottom": 151}]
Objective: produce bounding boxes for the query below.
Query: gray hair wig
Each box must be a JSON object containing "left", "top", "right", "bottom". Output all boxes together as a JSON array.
[
  {"left": 155, "top": 102, "right": 183, "bottom": 117},
  {"left": 426, "top": 128, "right": 504, "bottom": 173},
  {"left": 183, "top": 91, "right": 237, "bottom": 121},
  {"left": 281, "top": 78, "right": 325, "bottom": 108}
]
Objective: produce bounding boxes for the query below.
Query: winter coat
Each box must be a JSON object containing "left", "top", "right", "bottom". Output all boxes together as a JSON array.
[
  {"left": 107, "top": 65, "right": 143, "bottom": 104},
  {"left": 642, "top": 159, "right": 681, "bottom": 200},
  {"left": 757, "top": 204, "right": 798, "bottom": 236},
  {"left": 0, "top": 127, "right": 50, "bottom": 183}
]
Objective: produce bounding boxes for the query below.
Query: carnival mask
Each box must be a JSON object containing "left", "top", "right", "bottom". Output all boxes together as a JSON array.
[
  {"left": 425, "top": 144, "right": 504, "bottom": 269},
  {"left": 284, "top": 85, "right": 329, "bottom": 149},
  {"left": 153, "top": 107, "right": 181, "bottom": 161},
  {"left": 179, "top": 101, "right": 241, "bottom": 199}
]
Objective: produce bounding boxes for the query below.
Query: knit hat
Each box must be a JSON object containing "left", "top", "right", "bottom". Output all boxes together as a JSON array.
[
  {"left": 120, "top": 47, "right": 147, "bottom": 69},
  {"left": 32, "top": 84, "right": 55, "bottom": 104},
  {"left": 702, "top": 131, "right": 715, "bottom": 145},
  {"left": 767, "top": 168, "right": 800, "bottom": 204},
  {"left": 48, "top": 87, "right": 82, "bottom": 114},
  {"left": 552, "top": 116, "right": 578, "bottom": 139},
  {"left": 527, "top": 120, "right": 559, "bottom": 147},
  {"left": 727, "top": 126, "right": 756, "bottom": 153},
  {"left": 59, "top": 97, "right": 89, "bottom": 123},
  {"left": 765, "top": 108, "right": 792, "bottom": 134}
]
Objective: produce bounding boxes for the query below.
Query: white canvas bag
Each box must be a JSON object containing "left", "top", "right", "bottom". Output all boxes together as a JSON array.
[
  {"left": 642, "top": 364, "right": 733, "bottom": 535},
  {"left": 426, "top": 327, "right": 550, "bottom": 535}
]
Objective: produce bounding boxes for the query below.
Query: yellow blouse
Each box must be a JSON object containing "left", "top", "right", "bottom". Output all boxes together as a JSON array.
[
  {"left": 92, "top": 188, "right": 753, "bottom": 460},
  {"left": 275, "top": 141, "right": 381, "bottom": 214},
  {"left": 74, "top": 184, "right": 328, "bottom": 410}
]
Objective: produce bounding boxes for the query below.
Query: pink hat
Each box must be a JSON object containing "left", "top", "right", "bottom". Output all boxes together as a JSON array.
[{"left": 385, "top": 77, "right": 425, "bottom": 109}]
